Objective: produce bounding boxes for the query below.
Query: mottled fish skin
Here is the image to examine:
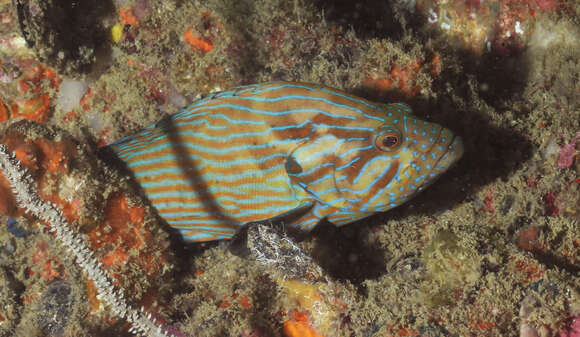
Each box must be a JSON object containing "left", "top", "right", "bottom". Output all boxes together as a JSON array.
[{"left": 110, "top": 82, "right": 464, "bottom": 242}]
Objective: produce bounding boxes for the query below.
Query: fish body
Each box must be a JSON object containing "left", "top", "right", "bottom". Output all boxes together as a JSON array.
[{"left": 110, "top": 82, "right": 463, "bottom": 242}]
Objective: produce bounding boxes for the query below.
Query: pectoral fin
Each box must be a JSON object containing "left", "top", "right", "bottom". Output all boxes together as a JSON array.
[
  {"left": 284, "top": 135, "right": 345, "bottom": 208},
  {"left": 327, "top": 211, "right": 372, "bottom": 227}
]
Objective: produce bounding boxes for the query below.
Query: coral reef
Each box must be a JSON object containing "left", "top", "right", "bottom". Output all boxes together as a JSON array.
[
  {"left": 0, "top": 121, "right": 177, "bottom": 336},
  {"left": 0, "top": 0, "right": 578, "bottom": 336},
  {"left": 0, "top": 141, "right": 173, "bottom": 336}
]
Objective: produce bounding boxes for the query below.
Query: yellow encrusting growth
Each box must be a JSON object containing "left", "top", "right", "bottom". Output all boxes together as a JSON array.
[
  {"left": 111, "top": 24, "right": 123, "bottom": 44},
  {"left": 280, "top": 279, "right": 338, "bottom": 334}
]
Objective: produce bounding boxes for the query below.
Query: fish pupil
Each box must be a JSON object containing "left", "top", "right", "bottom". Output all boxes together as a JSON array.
[{"left": 383, "top": 136, "right": 398, "bottom": 148}]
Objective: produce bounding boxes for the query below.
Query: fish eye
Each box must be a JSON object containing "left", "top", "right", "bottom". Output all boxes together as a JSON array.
[{"left": 375, "top": 131, "right": 401, "bottom": 151}]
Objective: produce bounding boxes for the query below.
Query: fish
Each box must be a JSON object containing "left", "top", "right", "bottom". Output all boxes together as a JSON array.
[{"left": 109, "top": 81, "right": 464, "bottom": 242}]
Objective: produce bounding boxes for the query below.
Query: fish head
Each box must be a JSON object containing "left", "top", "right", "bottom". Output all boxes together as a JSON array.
[{"left": 286, "top": 102, "right": 463, "bottom": 213}]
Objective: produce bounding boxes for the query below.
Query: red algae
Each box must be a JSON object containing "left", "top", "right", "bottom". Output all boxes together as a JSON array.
[
  {"left": 184, "top": 28, "right": 214, "bottom": 53},
  {"left": 283, "top": 310, "right": 326, "bottom": 337}
]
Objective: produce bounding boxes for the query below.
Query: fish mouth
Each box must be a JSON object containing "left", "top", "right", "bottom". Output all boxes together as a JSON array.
[{"left": 433, "top": 134, "right": 464, "bottom": 171}]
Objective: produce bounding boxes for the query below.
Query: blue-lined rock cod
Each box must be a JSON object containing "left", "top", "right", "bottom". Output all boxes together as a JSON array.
[{"left": 109, "top": 82, "right": 464, "bottom": 242}]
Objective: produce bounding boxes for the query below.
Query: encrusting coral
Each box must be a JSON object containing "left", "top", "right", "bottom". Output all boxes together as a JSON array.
[{"left": 0, "top": 143, "right": 172, "bottom": 337}]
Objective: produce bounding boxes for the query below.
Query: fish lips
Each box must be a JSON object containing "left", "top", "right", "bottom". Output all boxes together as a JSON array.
[
  {"left": 421, "top": 133, "right": 464, "bottom": 189},
  {"left": 434, "top": 134, "right": 464, "bottom": 170}
]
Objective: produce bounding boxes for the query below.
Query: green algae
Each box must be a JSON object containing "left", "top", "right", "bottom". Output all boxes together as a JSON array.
[{"left": 421, "top": 230, "right": 483, "bottom": 307}]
